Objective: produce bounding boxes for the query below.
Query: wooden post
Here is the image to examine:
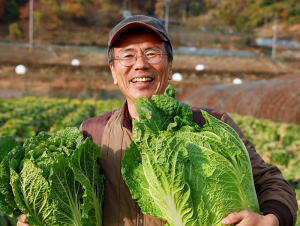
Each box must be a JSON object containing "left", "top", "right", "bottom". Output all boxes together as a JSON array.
[
  {"left": 263, "top": 12, "right": 268, "bottom": 37},
  {"left": 182, "top": 3, "right": 186, "bottom": 24},
  {"left": 164, "top": 1, "right": 169, "bottom": 33},
  {"left": 272, "top": 13, "right": 278, "bottom": 60},
  {"left": 29, "top": 0, "right": 33, "bottom": 53}
]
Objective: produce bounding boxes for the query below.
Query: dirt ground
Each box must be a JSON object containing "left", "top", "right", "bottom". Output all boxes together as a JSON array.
[
  {"left": 0, "top": 45, "right": 299, "bottom": 99},
  {"left": 39, "top": 49, "right": 294, "bottom": 74},
  {"left": 0, "top": 45, "right": 294, "bottom": 72},
  {"left": 255, "top": 22, "right": 300, "bottom": 42}
]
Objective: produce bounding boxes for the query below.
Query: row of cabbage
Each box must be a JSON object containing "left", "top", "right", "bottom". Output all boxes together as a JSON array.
[
  {"left": 0, "top": 98, "right": 299, "bottom": 225},
  {"left": 229, "top": 113, "right": 300, "bottom": 184},
  {"left": 0, "top": 97, "right": 124, "bottom": 144},
  {"left": 0, "top": 98, "right": 124, "bottom": 225},
  {"left": 229, "top": 113, "right": 300, "bottom": 226}
]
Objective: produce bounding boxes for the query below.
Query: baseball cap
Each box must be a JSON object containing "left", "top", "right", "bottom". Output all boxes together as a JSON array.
[{"left": 108, "top": 15, "right": 172, "bottom": 49}]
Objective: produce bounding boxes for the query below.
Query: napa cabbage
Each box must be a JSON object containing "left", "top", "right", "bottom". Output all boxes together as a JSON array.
[
  {"left": 0, "top": 127, "right": 104, "bottom": 226},
  {"left": 121, "top": 85, "right": 260, "bottom": 226}
]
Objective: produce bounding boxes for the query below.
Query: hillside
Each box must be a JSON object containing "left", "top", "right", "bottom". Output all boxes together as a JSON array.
[{"left": 1, "top": 0, "right": 300, "bottom": 47}]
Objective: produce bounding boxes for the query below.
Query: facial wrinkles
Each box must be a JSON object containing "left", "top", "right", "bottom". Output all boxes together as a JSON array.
[
  {"left": 152, "top": 57, "right": 170, "bottom": 95},
  {"left": 120, "top": 58, "right": 168, "bottom": 102},
  {"left": 112, "top": 33, "right": 171, "bottom": 103},
  {"left": 131, "top": 41, "right": 166, "bottom": 71},
  {"left": 131, "top": 48, "right": 152, "bottom": 73},
  {"left": 131, "top": 56, "right": 168, "bottom": 101}
]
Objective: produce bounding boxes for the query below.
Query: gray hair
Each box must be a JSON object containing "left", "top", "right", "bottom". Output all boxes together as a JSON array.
[{"left": 108, "top": 41, "right": 173, "bottom": 65}]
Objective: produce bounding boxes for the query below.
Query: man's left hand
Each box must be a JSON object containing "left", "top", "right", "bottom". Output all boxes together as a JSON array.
[{"left": 222, "top": 210, "right": 279, "bottom": 226}]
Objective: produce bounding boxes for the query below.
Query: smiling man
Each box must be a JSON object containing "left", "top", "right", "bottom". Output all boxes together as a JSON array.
[
  {"left": 18, "top": 15, "right": 297, "bottom": 226},
  {"left": 109, "top": 26, "right": 173, "bottom": 120}
]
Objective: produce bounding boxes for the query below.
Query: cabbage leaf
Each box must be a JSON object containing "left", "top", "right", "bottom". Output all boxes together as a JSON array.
[
  {"left": 0, "top": 128, "right": 104, "bottom": 226},
  {"left": 122, "top": 85, "right": 260, "bottom": 226}
]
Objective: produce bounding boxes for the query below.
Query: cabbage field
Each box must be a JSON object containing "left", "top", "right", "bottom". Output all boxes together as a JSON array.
[
  {"left": 0, "top": 97, "right": 124, "bottom": 144},
  {"left": 0, "top": 97, "right": 299, "bottom": 225}
]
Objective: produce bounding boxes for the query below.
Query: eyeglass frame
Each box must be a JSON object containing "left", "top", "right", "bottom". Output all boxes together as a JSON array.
[{"left": 112, "top": 48, "right": 169, "bottom": 66}]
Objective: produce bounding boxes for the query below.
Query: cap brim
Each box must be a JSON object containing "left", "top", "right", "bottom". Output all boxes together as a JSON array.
[{"left": 109, "top": 22, "right": 167, "bottom": 47}]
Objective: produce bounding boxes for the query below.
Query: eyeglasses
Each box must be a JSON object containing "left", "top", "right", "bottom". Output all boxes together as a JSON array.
[{"left": 113, "top": 48, "right": 168, "bottom": 66}]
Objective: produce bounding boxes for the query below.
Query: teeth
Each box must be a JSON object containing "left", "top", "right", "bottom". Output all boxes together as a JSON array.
[{"left": 132, "top": 78, "right": 153, "bottom": 82}]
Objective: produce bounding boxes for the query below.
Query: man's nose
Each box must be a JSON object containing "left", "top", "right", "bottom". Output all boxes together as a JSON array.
[{"left": 134, "top": 53, "right": 150, "bottom": 68}]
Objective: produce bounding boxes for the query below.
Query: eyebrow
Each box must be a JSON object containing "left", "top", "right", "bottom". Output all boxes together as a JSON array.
[
  {"left": 122, "top": 48, "right": 135, "bottom": 52},
  {"left": 121, "top": 46, "right": 161, "bottom": 52}
]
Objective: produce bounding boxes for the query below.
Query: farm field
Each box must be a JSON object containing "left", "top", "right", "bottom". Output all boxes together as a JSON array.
[
  {"left": 0, "top": 97, "right": 299, "bottom": 225},
  {"left": 0, "top": 97, "right": 124, "bottom": 144}
]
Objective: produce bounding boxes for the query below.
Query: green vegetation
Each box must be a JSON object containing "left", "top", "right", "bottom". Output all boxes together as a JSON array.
[
  {"left": 229, "top": 113, "right": 300, "bottom": 181},
  {"left": 0, "top": 97, "right": 124, "bottom": 144},
  {"left": 1, "top": 0, "right": 299, "bottom": 45},
  {"left": 0, "top": 97, "right": 79, "bottom": 143},
  {"left": 122, "top": 86, "right": 260, "bottom": 225},
  {"left": 0, "top": 209, "right": 17, "bottom": 226},
  {"left": 0, "top": 128, "right": 104, "bottom": 225},
  {"left": 296, "top": 189, "right": 300, "bottom": 226},
  {"left": 8, "top": 22, "right": 22, "bottom": 39},
  {"left": 217, "top": 0, "right": 300, "bottom": 31},
  {"left": 230, "top": 112, "right": 300, "bottom": 225},
  {"left": 2, "top": 0, "right": 20, "bottom": 22},
  {"left": 0, "top": 97, "right": 299, "bottom": 224}
]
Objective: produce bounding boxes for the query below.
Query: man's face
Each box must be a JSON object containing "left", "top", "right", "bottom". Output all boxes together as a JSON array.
[{"left": 110, "top": 32, "right": 172, "bottom": 105}]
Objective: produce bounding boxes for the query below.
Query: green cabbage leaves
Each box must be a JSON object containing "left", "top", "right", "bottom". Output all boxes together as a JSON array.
[
  {"left": 0, "top": 128, "right": 104, "bottom": 226},
  {"left": 122, "top": 85, "right": 260, "bottom": 226}
]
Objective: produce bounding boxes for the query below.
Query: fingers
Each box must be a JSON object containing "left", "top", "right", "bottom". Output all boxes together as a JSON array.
[
  {"left": 17, "top": 221, "right": 29, "bottom": 226},
  {"left": 20, "top": 214, "right": 28, "bottom": 223},
  {"left": 222, "top": 210, "right": 248, "bottom": 225},
  {"left": 17, "top": 214, "right": 29, "bottom": 226}
]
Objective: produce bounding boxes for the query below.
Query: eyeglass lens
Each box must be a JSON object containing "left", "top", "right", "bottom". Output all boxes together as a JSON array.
[{"left": 118, "top": 49, "right": 163, "bottom": 66}]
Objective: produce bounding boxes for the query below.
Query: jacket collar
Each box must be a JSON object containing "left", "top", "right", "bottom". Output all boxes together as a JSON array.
[{"left": 121, "top": 101, "right": 132, "bottom": 131}]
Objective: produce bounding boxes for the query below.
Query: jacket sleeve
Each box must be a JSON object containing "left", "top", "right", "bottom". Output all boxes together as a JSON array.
[
  {"left": 221, "top": 113, "right": 298, "bottom": 226},
  {"left": 79, "top": 122, "right": 84, "bottom": 134}
]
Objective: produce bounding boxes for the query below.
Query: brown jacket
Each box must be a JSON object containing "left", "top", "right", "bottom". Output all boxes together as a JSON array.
[{"left": 79, "top": 102, "right": 298, "bottom": 226}]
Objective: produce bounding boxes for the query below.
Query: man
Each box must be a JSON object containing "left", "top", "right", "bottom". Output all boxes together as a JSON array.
[{"left": 18, "top": 15, "right": 297, "bottom": 226}]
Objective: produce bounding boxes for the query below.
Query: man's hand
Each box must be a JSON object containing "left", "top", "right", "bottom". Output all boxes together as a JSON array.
[
  {"left": 222, "top": 211, "right": 279, "bottom": 226},
  {"left": 17, "top": 214, "right": 29, "bottom": 226}
]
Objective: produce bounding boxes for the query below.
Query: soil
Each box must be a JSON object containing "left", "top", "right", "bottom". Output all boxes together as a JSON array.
[
  {"left": 254, "top": 22, "right": 300, "bottom": 41},
  {"left": 0, "top": 45, "right": 299, "bottom": 100}
]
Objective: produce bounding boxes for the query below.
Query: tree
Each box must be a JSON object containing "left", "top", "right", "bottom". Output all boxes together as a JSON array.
[
  {"left": 1, "top": 0, "right": 21, "bottom": 21},
  {"left": 0, "top": 0, "right": 7, "bottom": 19},
  {"left": 0, "top": 0, "right": 29, "bottom": 21}
]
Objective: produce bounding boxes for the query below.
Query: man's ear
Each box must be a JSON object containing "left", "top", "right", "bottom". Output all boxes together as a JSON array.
[
  {"left": 110, "top": 62, "right": 118, "bottom": 85},
  {"left": 168, "top": 60, "right": 173, "bottom": 80}
]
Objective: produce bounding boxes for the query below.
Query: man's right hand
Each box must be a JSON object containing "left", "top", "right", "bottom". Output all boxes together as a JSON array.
[{"left": 17, "top": 214, "right": 28, "bottom": 226}]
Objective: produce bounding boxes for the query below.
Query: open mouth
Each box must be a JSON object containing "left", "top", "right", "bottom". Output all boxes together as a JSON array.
[{"left": 131, "top": 78, "right": 153, "bottom": 83}]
